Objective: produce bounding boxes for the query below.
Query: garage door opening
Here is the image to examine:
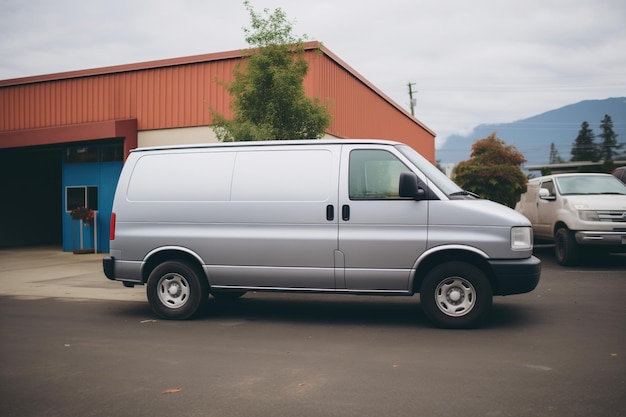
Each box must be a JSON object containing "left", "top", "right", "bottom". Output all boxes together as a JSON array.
[{"left": 0, "top": 146, "right": 62, "bottom": 248}]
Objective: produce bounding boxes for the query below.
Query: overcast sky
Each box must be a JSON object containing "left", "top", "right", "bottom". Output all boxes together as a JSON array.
[{"left": 1, "top": 0, "right": 625, "bottom": 148}]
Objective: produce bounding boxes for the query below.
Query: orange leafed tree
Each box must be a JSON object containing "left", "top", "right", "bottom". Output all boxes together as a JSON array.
[{"left": 453, "top": 133, "right": 527, "bottom": 208}]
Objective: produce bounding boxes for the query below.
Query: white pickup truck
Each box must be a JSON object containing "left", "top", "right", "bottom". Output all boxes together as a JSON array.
[{"left": 515, "top": 173, "right": 626, "bottom": 265}]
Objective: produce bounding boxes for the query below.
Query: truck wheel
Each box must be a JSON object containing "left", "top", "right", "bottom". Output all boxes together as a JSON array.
[
  {"left": 420, "top": 262, "right": 492, "bottom": 329},
  {"left": 555, "top": 227, "right": 579, "bottom": 266},
  {"left": 147, "top": 260, "right": 208, "bottom": 320}
]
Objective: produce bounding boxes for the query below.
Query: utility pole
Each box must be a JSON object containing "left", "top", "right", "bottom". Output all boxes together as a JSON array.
[{"left": 407, "top": 82, "right": 417, "bottom": 116}]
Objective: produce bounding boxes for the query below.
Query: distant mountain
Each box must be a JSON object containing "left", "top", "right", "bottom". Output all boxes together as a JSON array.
[{"left": 436, "top": 97, "right": 626, "bottom": 168}]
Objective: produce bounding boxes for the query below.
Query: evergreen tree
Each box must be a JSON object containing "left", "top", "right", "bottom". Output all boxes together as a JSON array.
[
  {"left": 212, "top": 1, "right": 331, "bottom": 141},
  {"left": 598, "top": 114, "right": 621, "bottom": 161},
  {"left": 549, "top": 142, "right": 564, "bottom": 164},
  {"left": 452, "top": 133, "right": 527, "bottom": 208},
  {"left": 570, "top": 121, "right": 597, "bottom": 162}
]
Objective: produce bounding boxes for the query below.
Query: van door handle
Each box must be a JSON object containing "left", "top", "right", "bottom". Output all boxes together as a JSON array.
[
  {"left": 326, "top": 205, "right": 334, "bottom": 221},
  {"left": 342, "top": 205, "right": 350, "bottom": 221}
]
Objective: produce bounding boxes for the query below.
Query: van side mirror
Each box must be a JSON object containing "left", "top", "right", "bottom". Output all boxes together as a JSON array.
[
  {"left": 539, "top": 188, "right": 556, "bottom": 200},
  {"left": 399, "top": 172, "right": 425, "bottom": 200}
]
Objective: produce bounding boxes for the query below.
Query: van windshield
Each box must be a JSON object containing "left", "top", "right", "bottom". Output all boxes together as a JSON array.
[
  {"left": 555, "top": 175, "right": 626, "bottom": 195},
  {"left": 396, "top": 144, "right": 464, "bottom": 196}
]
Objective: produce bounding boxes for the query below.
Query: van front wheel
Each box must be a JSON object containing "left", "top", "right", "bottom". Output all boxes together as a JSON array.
[
  {"left": 147, "top": 260, "right": 208, "bottom": 320},
  {"left": 420, "top": 262, "right": 492, "bottom": 329},
  {"left": 554, "top": 227, "right": 579, "bottom": 266}
]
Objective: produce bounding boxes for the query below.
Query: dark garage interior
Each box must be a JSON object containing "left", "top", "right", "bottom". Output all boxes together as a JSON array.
[{"left": 0, "top": 146, "right": 62, "bottom": 248}]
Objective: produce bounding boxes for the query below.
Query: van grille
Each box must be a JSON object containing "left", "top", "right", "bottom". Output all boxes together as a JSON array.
[{"left": 598, "top": 211, "right": 626, "bottom": 222}]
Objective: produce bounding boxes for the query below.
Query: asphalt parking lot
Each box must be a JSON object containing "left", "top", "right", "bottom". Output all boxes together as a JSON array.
[{"left": 0, "top": 246, "right": 625, "bottom": 417}]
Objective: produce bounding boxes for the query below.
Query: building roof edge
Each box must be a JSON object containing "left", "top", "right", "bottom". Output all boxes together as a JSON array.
[
  {"left": 0, "top": 41, "right": 435, "bottom": 137},
  {"left": 313, "top": 42, "right": 435, "bottom": 137}
]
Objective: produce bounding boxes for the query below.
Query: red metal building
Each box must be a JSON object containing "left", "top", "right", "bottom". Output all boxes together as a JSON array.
[{"left": 0, "top": 41, "right": 435, "bottom": 250}]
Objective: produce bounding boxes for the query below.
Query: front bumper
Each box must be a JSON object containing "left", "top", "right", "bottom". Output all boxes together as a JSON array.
[
  {"left": 488, "top": 256, "right": 541, "bottom": 296},
  {"left": 575, "top": 231, "right": 626, "bottom": 246}
]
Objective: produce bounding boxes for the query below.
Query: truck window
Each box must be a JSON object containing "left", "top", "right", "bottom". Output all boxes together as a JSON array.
[{"left": 349, "top": 150, "right": 410, "bottom": 199}]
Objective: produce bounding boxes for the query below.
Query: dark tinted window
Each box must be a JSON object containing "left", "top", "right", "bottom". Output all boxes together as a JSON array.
[
  {"left": 66, "top": 187, "right": 86, "bottom": 210},
  {"left": 66, "top": 186, "right": 98, "bottom": 210},
  {"left": 101, "top": 143, "right": 124, "bottom": 162}
]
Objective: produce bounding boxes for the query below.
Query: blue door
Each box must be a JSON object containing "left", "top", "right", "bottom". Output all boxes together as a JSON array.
[{"left": 61, "top": 143, "right": 123, "bottom": 253}]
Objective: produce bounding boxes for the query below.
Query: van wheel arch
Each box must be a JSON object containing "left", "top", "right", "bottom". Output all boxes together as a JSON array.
[
  {"left": 413, "top": 250, "right": 493, "bottom": 293},
  {"left": 142, "top": 249, "right": 208, "bottom": 285}
]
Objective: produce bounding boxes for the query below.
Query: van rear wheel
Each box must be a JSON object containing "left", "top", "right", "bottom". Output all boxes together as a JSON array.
[
  {"left": 420, "top": 262, "right": 492, "bottom": 329},
  {"left": 147, "top": 260, "right": 208, "bottom": 320}
]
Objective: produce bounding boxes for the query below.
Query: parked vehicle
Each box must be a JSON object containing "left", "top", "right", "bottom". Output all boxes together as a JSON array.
[
  {"left": 612, "top": 166, "right": 626, "bottom": 184},
  {"left": 516, "top": 173, "right": 626, "bottom": 265},
  {"left": 103, "top": 139, "right": 540, "bottom": 328}
]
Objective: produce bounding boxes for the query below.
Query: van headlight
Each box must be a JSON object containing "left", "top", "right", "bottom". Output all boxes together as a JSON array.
[
  {"left": 578, "top": 210, "right": 600, "bottom": 221},
  {"left": 511, "top": 227, "right": 532, "bottom": 250}
]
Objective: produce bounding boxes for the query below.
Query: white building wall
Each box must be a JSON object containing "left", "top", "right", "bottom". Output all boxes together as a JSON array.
[
  {"left": 139, "top": 126, "right": 338, "bottom": 148},
  {"left": 138, "top": 126, "right": 218, "bottom": 148}
]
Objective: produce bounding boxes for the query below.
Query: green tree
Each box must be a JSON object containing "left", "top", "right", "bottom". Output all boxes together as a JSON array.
[
  {"left": 452, "top": 133, "right": 527, "bottom": 208},
  {"left": 598, "top": 114, "right": 621, "bottom": 161},
  {"left": 570, "top": 121, "right": 597, "bottom": 161},
  {"left": 212, "top": 1, "right": 331, "bottom": 141},
  {"left": 549, "top": 142, "right": 564, "bottom": 164}
]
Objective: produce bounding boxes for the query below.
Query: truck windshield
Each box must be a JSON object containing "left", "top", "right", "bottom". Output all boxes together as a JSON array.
[
  {"left": 556, "top": 175, "right": 626, "bottom": 195},
  {"left": 396, "top": 144, "right": 464, "bottom": 196}
]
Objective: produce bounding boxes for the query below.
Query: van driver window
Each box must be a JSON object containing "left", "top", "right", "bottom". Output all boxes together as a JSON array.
[{"left": 349, "top": 150, "right": 410, "bottom": 199}]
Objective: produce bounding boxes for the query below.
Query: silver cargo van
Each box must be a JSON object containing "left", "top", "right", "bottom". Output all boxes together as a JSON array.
[{"left": 103, "top": 139, "right": 540, "bottom": 328}]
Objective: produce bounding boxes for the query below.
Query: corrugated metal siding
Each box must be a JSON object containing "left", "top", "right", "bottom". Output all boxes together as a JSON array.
[
  {"left": 304, "top": 51, "right": 434, "bottom": 160},
  {"left": 1, "top": 60, "right": 238, "bottom": 132},
  {"left": 1, "top": 43, "right": 434, "bottom": 159}
]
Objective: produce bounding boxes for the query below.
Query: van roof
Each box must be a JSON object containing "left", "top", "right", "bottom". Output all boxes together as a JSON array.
[{"left": 131, "top": 139, "right": 404, "bottom": 153}]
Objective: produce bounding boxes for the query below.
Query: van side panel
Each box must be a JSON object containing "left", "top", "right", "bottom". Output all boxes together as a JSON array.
[
  {"left": 127, "top": 151, "right": 235, "bottom": 202},
  {"left": 114, "top": 146, "right": 340, "bottom": 289}
]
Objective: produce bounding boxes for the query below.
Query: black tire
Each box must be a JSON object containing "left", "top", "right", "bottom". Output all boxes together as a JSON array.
[
  {"left": 146, "top": 260, "right": 208, "bottom": 320},
  {"left": 554, "top": 227, "right": 579, "bottom": 266},
  {"left": 420, "top": 262, "right": 493, "bottom": 329},
  {"left": 210, "top": 290, "right": 247, "bottom": 300}
]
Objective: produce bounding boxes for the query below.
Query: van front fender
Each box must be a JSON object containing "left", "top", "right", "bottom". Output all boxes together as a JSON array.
[{"left": 410, "top": 245, "right": 491, "bottom": 293}]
